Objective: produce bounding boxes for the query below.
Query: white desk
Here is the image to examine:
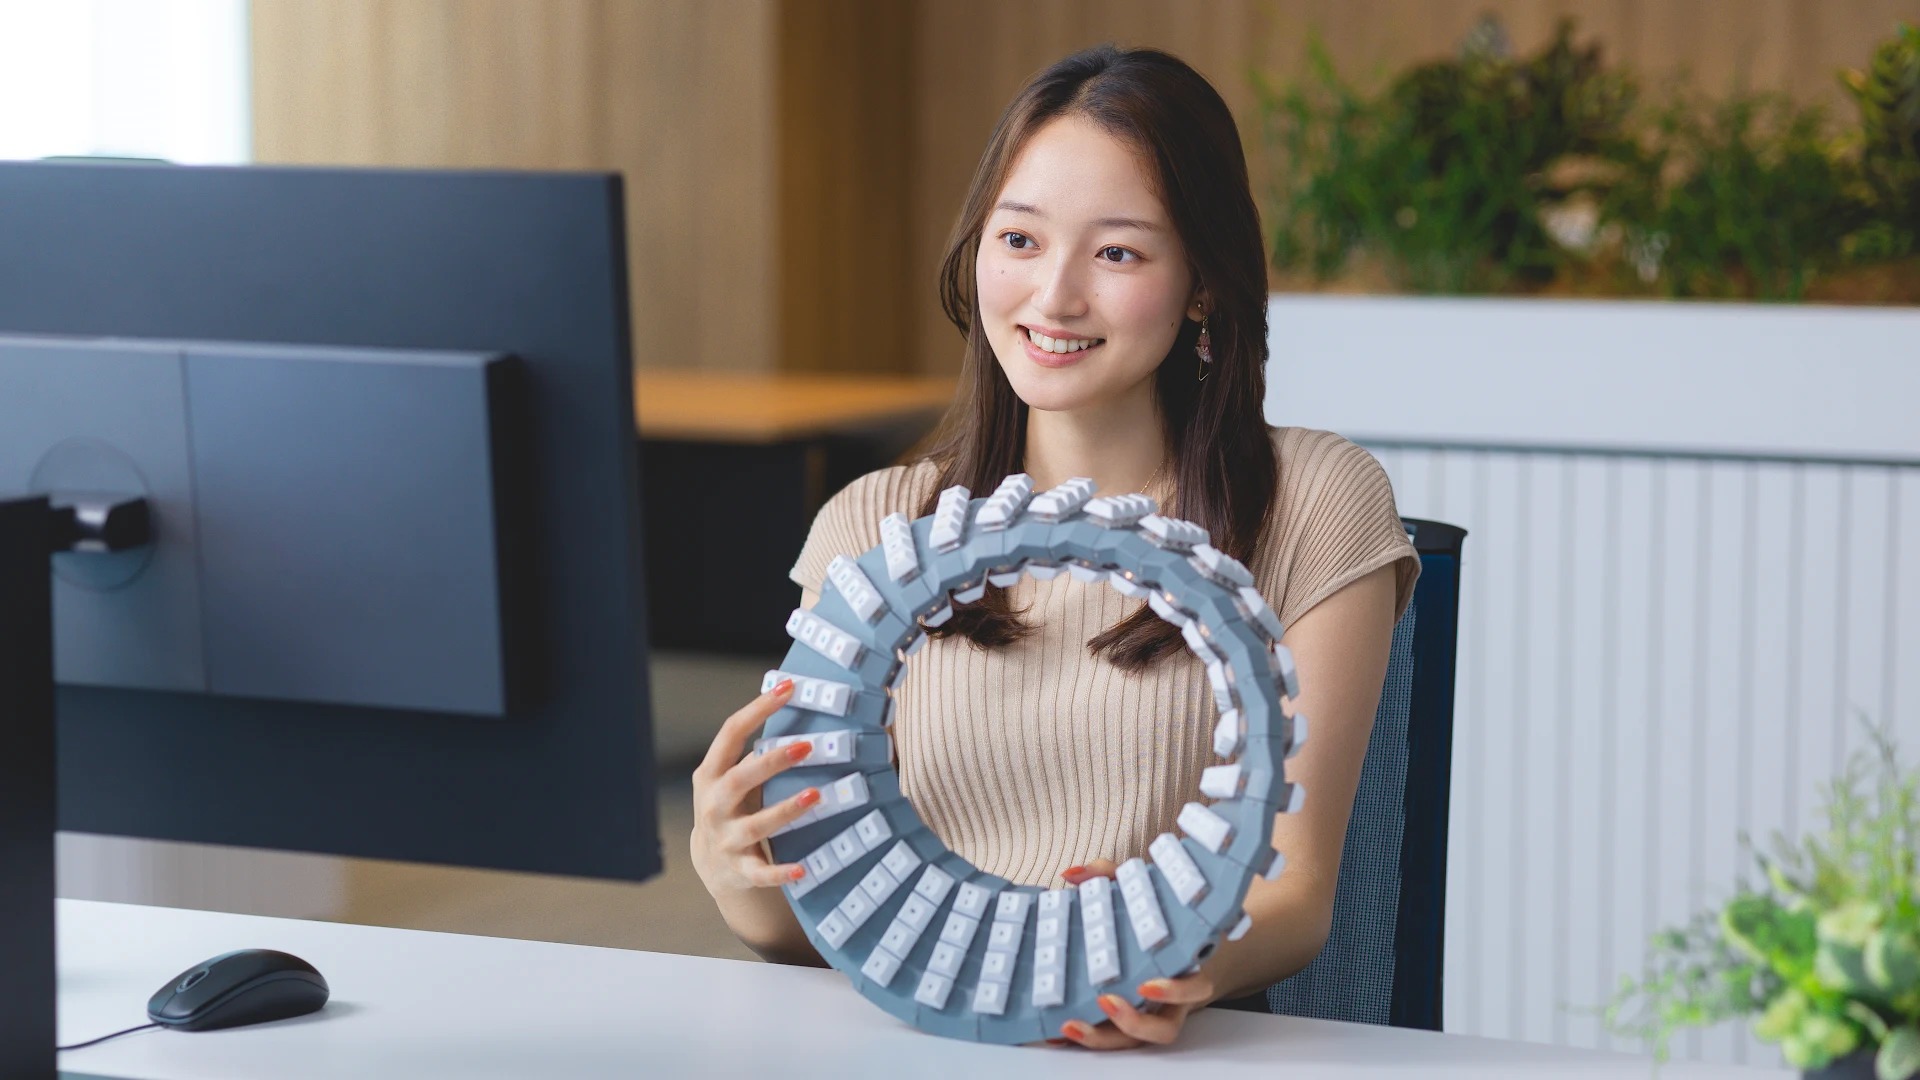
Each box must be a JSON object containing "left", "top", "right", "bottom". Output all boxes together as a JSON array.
[{"left": 57, "top": 900, "right": 1789, "bottom": 1079}]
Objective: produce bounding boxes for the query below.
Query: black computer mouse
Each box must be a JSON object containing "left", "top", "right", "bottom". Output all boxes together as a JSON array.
[{"left": 146, "top": 949, "right": 330, "bottom": 1032}]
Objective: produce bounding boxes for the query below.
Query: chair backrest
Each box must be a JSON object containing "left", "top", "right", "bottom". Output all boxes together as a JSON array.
[{"left": 1249, "top": 518, "right": 1465, "bottom": 1029}]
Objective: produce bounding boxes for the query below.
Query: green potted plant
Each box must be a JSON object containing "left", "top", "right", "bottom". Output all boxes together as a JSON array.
[{"left": 1605, "top": 725, "right": 1920, "bottom": 1079}]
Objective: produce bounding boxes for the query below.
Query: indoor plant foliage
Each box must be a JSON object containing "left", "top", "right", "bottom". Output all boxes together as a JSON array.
[
  {"left": 1257, "top": 18, "right": 1920, "bottom": 303},
  {"left": 1604, "top": 725, "right": 1920, "bottom": 1079}
]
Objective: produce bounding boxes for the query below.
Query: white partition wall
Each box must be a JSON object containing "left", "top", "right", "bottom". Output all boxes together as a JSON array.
[{"left": 1266, "top": 295, "right": 1920, "bottom": 1067}]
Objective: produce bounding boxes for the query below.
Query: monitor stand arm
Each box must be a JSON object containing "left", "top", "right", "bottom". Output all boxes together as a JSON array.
[
  {"left": 1, "top": 496, "right": 57, "bottom": 1080},
  {"left": 0, "top": 494, "right": 150, "bottom": 1080}
]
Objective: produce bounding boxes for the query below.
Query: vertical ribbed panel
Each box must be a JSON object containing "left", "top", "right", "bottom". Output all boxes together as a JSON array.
[{"left": 1372, "top": 441, "right": 1918, "bottom": 1067}]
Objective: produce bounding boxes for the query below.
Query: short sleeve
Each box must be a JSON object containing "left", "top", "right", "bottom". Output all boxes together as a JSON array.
[
  {"left": 1260, "top": 429, "right": 1420, "bottom": 630},
  {"left": 789, "top": 462, "right": 939, "bottom": 594}
]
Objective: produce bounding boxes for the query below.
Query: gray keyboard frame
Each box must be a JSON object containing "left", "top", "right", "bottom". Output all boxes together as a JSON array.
[{"left": 760, "top": 476, "right": 1305, "bottom": 1043}]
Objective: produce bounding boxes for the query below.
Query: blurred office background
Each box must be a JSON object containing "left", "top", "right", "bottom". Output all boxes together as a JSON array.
[{"left": 9, "top": 0, "right": 1918, "bottom": 1069}]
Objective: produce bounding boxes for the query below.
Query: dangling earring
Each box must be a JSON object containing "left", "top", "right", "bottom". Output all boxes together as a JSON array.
[{"left": 1195, "top": 314, "right": 1212, "bottom": 381}]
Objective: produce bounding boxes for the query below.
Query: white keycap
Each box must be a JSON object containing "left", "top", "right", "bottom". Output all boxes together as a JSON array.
[
  {"left": 939, "top": 912, "right": 979, "bottom": 947},
  {"left": 1287, "top": 712, "right": 1309, "bottom": 757},
  {"left": 1236, "top": 586, "right": 1286, "bottom": 642},
  {"left": 1146, "top": 589, "right": 1191, "bottom": 627},
  {"left": 1084, "top": 922, "right": 1112, "bottom": 949},
  {"left": 1031, "top": 968, "right": 1064, "bottom": 1007},
  {"left": 980, "top": 950, "right": 1012, "bottom": 980},
  {"left": 1029, "top": 476, "right": 1096, "bottom": 522},
  {"left": 952, "top": 580, "right": 987, "bottom": 604},
  {"left": 880, "top": 840, "right": 921, "bottom": 881},
  {"left": 1108, "top": 570, "right": 1151, "bottom": 598},
  {"left": 1263, "top": 849, "right": 1288, "bottom": 881},
  {"left": 1139, "top": 514, "right": 1208, "bottom": 550},
  {"left": 1181, "top": 619, "right": 1220, "bottom": 663},
  {"left": 861, "top": 946, "right": 903, "bottom": 986},
  {"left": 804, "top": 844, "right": 842, "bottom": 881},
  {"left": 1228, "top": 911, "right": 1254, "bottom": 941},
  {"left": 1037, "top": 889, "right": 1072, "bottom": 914},
  {"left": 1206, "top": 661, "right": 1237, "bottom": 711},
  {"left": 928, "top": 941, "right": 964, "bottom": 978},
  {"left": 1087, "top": 945, "right": 1121, "bottom": 985},
  {"left": 913, "top": 865, "right": 955, "bottom": 904},
  {"left": 987, "top": 568, "right": 1024, "bottom": 587},
  {"left": 929, "top": 486, "right": 972, "bottom": 552},
  {"left": 853, "top": 810, "right": 890, "bottom": 850},
  {"left": 784, "top": 608, "right": 864, "bottom": 669},
  {"left": 1190, "top": 544, "right": 1254, "bottom": 588},
  {"left": 915, "top": 971, "right": 954, "bottom": 1009},
  {"left": 975, "top": 473, "right": 1034, "bottom": 531},
  {"left": 858, "top": 863, "right": 900, "bottom": 903},
  {"left": 1084, "top": 492, "right": 1155, "bottom": 528},
  {"left": 994, "top": 891, "right": 1032, "bottom": 922},
  {"left": 1067, "top": 562, "right": 1106, "bottom": 583},
  {"left": 1273, "top": 643, "right": 1300, "bottom": 698},
  {"left": 826, "top": 554, "right": 886, "bottom": 624},
  {"left": 1035, "top": 914, "right": 1065, "bottom": 944},
  {"left": 759, "top": 671, "right": 855, "bottom": 718},
  {"left": 880, "top": 512, "right": 920, "bottom": 584},
  {"left": 1200, "top": 762, "right": 1247, "bottom": 799},
  {"left": 880, "top": 920, "right": 918, "bottom": 957},
  {"left": 986, "top": 921, "right": 1020, "bottom": 951},
  {"left": 837, "top": 889, "right": 876, "bottom": 929},
  {"left": 921, "top": 603, "right": 953, "bottom": 627},
  {"left": 972, "top": 979, "right": 1007, "bottom": 1015},
  {"left": 897, "top": 894, "right": 935, "bottom": 932},
  {"left": 1286, "top": 783, "right": 1307, "bottom": 814},
  {"left": 953, "top": 882, "right": 992, "bottom": 919},
  {"left": 1130, "top": 908, "right": 1170, "bottom": 951},
  {"left": 1179, "top": 801, "right": 1234, "bottom": 853},
  {"left": 1150, "top": 832, "right": 1209, "bottom": 906},
  {"left": 829, "top": 829, "right": 864, "bottom": 864},
  {"left": 817, "top": 910, "right": 854, "bottom": 949},
  {"left": 830, "top": 771, "right": 869, "bottom": 810},
  {"left": 1033, "top": 943, "right": 1061, "bottom": 968},
  {"left": 1212, "top": 708, "right": 1245, "bottom": 758},
  {"left": 785, "top": 862, "right": 820, "bottom": 899}
]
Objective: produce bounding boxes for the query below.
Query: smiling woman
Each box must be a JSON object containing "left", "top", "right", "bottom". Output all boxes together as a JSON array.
[{"left": 691, "top": 44, "right": 1420, "bottom": 1052}]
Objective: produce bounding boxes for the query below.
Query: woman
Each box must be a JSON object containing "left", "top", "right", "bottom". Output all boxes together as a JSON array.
[{"left": 691, "top": 44, "right": 1418, "bottom": 1050}]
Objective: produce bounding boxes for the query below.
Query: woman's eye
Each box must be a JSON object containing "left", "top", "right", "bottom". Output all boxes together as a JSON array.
[
  {"left": 1002, "top": 231, "right": 1033, "bottom": 250},
  {"left": 1100, "top": 246, "right": 1137, "bottom": 263}
]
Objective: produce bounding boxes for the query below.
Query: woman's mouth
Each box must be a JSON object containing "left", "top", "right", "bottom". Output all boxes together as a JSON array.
[{"left": 1020, "top": 326, "right": 1104, "bottom": 368}]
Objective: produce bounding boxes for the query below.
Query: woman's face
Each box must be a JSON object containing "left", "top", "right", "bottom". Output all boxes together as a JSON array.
[{"left": 976, "top": 113, "right": 1202, "bottom": 414}]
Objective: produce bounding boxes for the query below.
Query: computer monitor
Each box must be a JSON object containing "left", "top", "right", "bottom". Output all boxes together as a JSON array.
[{"left": 0, "top": 161, "right": 661, "bottom": 1076}]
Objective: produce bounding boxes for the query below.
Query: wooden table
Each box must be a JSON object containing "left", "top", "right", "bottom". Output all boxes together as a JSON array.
[{"left": 632, "top": 371, "right": 956, "bottom": 653}]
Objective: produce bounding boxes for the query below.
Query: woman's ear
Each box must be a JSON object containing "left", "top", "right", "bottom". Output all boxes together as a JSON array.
[{"left": 1187, "top": 285, "right": 1210, "bottom": 323}]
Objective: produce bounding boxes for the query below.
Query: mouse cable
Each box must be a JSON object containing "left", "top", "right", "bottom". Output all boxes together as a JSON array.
[{"left": 57, "top": 1021, "right": 161, "bottom": 1051}]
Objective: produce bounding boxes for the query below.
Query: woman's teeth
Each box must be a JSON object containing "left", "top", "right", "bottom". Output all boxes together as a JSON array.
[{"left": 1026, "top": 328, "right": 1101, "bottom": 354}]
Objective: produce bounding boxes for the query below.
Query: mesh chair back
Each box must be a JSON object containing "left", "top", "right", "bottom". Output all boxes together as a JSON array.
[{"left": 1245, "top": 519, "right": 1465, "bottom": 1029}]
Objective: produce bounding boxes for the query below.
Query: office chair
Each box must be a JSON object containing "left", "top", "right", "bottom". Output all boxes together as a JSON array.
[{"left": 1215, "top": 518, "right": 1466, "bottom": 1030}]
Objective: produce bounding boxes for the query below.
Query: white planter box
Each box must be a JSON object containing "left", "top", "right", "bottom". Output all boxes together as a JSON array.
[
  {"left": 1262, "top": 294, "right": 1920, "bottom": 1067},
  {"left": 1264, "top": 294, "right": 1920, "bottom": 462}
]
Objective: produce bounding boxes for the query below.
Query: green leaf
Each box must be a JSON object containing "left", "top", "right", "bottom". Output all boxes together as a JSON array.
[
  {"left": 1879, "top": 1026, "right": 1920, "bottom": 1080},
  {"left": 1866, "top": 928, "right": 1920, "bottom": 992},
  {"left": 1723, "top": 895, "right": 1818, "bottom": 979}
]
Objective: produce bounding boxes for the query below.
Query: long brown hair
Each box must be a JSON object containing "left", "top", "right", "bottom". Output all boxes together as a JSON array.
[{"left": 918, "top": 44, "right": 1277, "bottom": 671}]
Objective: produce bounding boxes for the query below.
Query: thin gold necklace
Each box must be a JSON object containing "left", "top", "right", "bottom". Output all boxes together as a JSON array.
[{"left": 1140, "top": 457, "right": 1168, "bottom": 496}]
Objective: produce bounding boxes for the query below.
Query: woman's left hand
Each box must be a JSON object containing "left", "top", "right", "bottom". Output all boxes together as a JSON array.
[{"left": 1047, "top": 860, "right": 1217, "bottom": 1049}]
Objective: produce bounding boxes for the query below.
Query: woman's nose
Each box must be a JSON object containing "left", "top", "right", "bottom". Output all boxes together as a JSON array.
[{"left": 1034, "top": 252, "right": 1089, "bottom": 319}]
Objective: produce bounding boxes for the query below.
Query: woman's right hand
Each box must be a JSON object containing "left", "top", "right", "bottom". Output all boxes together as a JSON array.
[{"left": 690, "top": 678, "right": 824, "bottom": 898}]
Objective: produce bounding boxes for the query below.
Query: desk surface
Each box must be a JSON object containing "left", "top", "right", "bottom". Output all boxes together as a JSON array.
[
  {"left": 56, "top": 900, "right": 1788, "bottom": 1079},
  {"left": 634, "top": 371, "right": 957, "bottom": 443}
]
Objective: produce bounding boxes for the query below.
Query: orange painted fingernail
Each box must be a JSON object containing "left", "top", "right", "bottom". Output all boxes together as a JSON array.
[
  {"left": 788, "top": 864, "right": 806, "bottom": 881},
  {"left": 1098, "top": 994, "right": 1124, "bottom": 1017},
  {"left": 795, "top": 787, "right": 821, "bottom": 808},
  {"left": 772, "top": 678, "right": 794, "bottom": 696},
  {"left": 1062, "top": 865, "right": 1086, "bottom": 881},
  {"left": 1139, "top": 980, "right": 1168, "bottom": 1000},
  {"left": 1061, "top": 1021, "right": 1085, "bottom": 1039},
  {"left": 785, "top": 741, "right": 813, "bottom": 762}
]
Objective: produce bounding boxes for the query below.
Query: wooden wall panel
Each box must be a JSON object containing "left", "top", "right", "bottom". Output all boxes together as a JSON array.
[
  {"left": 249, "top": 0, "right": 778, "bottom": 372},
  {"left": 775, "top": 0, "right": 917, "bottom": 373}
]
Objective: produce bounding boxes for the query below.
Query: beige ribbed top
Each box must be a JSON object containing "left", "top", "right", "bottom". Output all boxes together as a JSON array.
[{"left": 789, "top": 426, "right": 1419, "bottom": 888}]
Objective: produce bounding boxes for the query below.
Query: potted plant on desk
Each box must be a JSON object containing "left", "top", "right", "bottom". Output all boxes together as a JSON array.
[{"left": 1605, "top": 724, "right": 1920, "bottom": 1079}]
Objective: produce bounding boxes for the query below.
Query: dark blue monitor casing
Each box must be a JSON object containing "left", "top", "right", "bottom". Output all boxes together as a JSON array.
[{"left": 0, "top": 160, "right": 659, "bottom": 883}]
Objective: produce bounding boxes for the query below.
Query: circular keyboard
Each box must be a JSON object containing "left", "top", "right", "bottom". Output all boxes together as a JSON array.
[{"left": 759, "top": 474, "right": 1306, "bottom": 1043}]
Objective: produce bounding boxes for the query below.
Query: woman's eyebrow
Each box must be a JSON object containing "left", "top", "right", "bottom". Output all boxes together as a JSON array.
[{"left": 994, "top": 200, "right": 1160, "bottom": 232}]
